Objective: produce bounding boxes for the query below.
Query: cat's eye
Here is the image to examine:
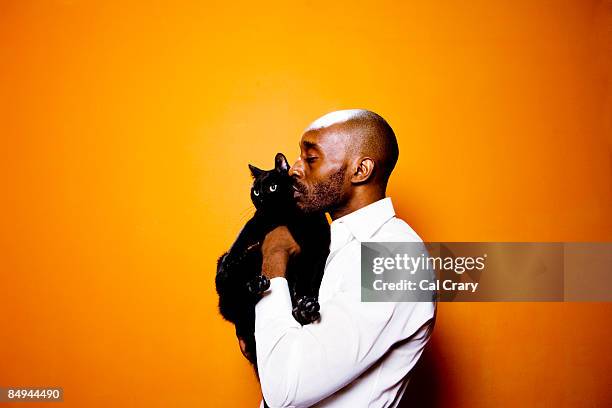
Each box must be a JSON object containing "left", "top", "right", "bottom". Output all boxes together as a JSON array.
[
  {"left": 253, "top": 189, "right": 260, "bottom": 196},
  {"left": 269, "top": 184, "right": 277, "bottom": 192}
]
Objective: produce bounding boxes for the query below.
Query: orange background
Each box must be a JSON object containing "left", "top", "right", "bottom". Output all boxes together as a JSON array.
[{"left": 1, "top": 1, "right": 611, "bottom": 407}]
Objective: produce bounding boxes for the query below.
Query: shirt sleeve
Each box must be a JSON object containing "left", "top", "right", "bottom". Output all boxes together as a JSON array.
[{"left": 254, "top": 276, "right": 435, "bottom": 408}]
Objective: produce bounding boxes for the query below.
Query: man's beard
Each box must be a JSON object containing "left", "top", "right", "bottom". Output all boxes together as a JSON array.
[{"left": 294, "top": 166, "right": 346, "bottom": 214}]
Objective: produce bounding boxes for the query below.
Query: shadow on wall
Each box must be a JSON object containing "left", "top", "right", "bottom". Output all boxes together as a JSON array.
[{"left": 398, "top": 335, "right": 447, "bottom": 408}]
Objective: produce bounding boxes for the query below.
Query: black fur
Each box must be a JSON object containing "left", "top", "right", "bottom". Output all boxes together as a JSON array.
[{"left": 215, "top": 153, "right": 330, "bottom": 376}]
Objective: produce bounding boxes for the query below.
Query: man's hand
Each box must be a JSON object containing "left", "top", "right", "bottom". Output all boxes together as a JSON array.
[
  {"left": 237, "top": 336, "right": 252, "bottom": 361},
  {"left": 261, "top": 226, "right": 301, "bottom": 279}
]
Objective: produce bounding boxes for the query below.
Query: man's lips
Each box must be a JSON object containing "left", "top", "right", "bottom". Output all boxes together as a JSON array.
[{"left": 292, "top": 184, "right": 304, "bottom": 198}]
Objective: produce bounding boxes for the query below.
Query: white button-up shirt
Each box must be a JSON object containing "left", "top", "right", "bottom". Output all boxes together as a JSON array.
[{"left": 255, "top": 197, "right": 436, "bottom": 408}]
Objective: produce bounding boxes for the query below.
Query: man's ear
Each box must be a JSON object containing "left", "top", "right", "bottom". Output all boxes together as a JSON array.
[
  {"left": 274, "top": 153, "right": 290, "bottom": 174},
  {"left": 350, "top": 157, "right": 375, "bottom": 184},
  {"left": 248, "top": 164, "right": 264, "bottom": 178}
]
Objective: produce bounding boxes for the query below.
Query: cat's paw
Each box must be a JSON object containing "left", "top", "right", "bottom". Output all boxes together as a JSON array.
[
  {"left": 292, "top": 296, "right": 320, "bottom": 324},
  {"left": 246, "top": 274, "right": 270, "bottom": 295}
]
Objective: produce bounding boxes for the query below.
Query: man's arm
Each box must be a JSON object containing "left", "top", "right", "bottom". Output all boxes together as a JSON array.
[{"left": 255, "top": 228, "right": 435, "bottom": 407}]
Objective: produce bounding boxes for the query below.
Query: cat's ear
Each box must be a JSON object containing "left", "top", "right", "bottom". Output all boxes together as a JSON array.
[
  {"left": 274, "top": 153, "right": 290, "bottom": 174},
  {"left": 248, "top": 164, "right": 263, "bottom": 178}
]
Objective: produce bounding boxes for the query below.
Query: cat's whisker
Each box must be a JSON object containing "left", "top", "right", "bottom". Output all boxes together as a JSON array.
[
  {"left": 224, "top": 206, "right": 256, "bottom": 234},
  {"left": 237, "top": 205, "right": 255, "bottom": 222}
]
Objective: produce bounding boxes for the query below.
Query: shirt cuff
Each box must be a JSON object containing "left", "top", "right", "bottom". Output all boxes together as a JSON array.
[{"left": 255, "top": 277, "right": 297, "bottom": 331}]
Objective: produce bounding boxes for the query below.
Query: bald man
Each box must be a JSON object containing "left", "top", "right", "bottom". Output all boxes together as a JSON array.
[{"left": 254, "top": 110, "right": 436, "bottom": 407}]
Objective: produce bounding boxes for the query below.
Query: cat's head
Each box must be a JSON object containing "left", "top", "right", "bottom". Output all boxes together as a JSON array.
[{"left": 248, "top": 153, "right": 293, "bottom": 211}]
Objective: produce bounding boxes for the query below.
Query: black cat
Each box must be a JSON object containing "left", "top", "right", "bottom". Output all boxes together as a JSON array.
[{"left": 215, "top": 153, "right": 330, "bottom": 373}]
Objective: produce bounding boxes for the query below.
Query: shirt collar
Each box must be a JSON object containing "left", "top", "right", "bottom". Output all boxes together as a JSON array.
[{"left": 330, "top": 197, "right": 396, "bottom": 243}]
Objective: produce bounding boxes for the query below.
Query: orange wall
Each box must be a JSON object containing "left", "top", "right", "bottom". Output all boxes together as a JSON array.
[{"left": 1, "top": 1, "right": 610, "bottom": 407}]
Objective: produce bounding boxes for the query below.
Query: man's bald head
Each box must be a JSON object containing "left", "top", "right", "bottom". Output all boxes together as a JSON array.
[{"left": 304, "top": 109, "right": 399, "bottom": 186}]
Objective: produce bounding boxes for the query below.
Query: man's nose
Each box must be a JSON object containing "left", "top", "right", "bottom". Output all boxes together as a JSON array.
[{"left": 288, "top": 157, "right": 304, "bottom": 178}]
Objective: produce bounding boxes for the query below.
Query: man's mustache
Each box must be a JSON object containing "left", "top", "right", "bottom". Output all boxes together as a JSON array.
[{"left": 292, "top": 180, "right": 308, "bottom": 194}]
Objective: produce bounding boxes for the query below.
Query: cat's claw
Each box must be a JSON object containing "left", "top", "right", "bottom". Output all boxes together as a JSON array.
[
  {"left": 292, "top": 296, "right": 321, "bottom": 324},
  {"left": 246, "top": 274, "right": 270, "bottom": 295}
]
